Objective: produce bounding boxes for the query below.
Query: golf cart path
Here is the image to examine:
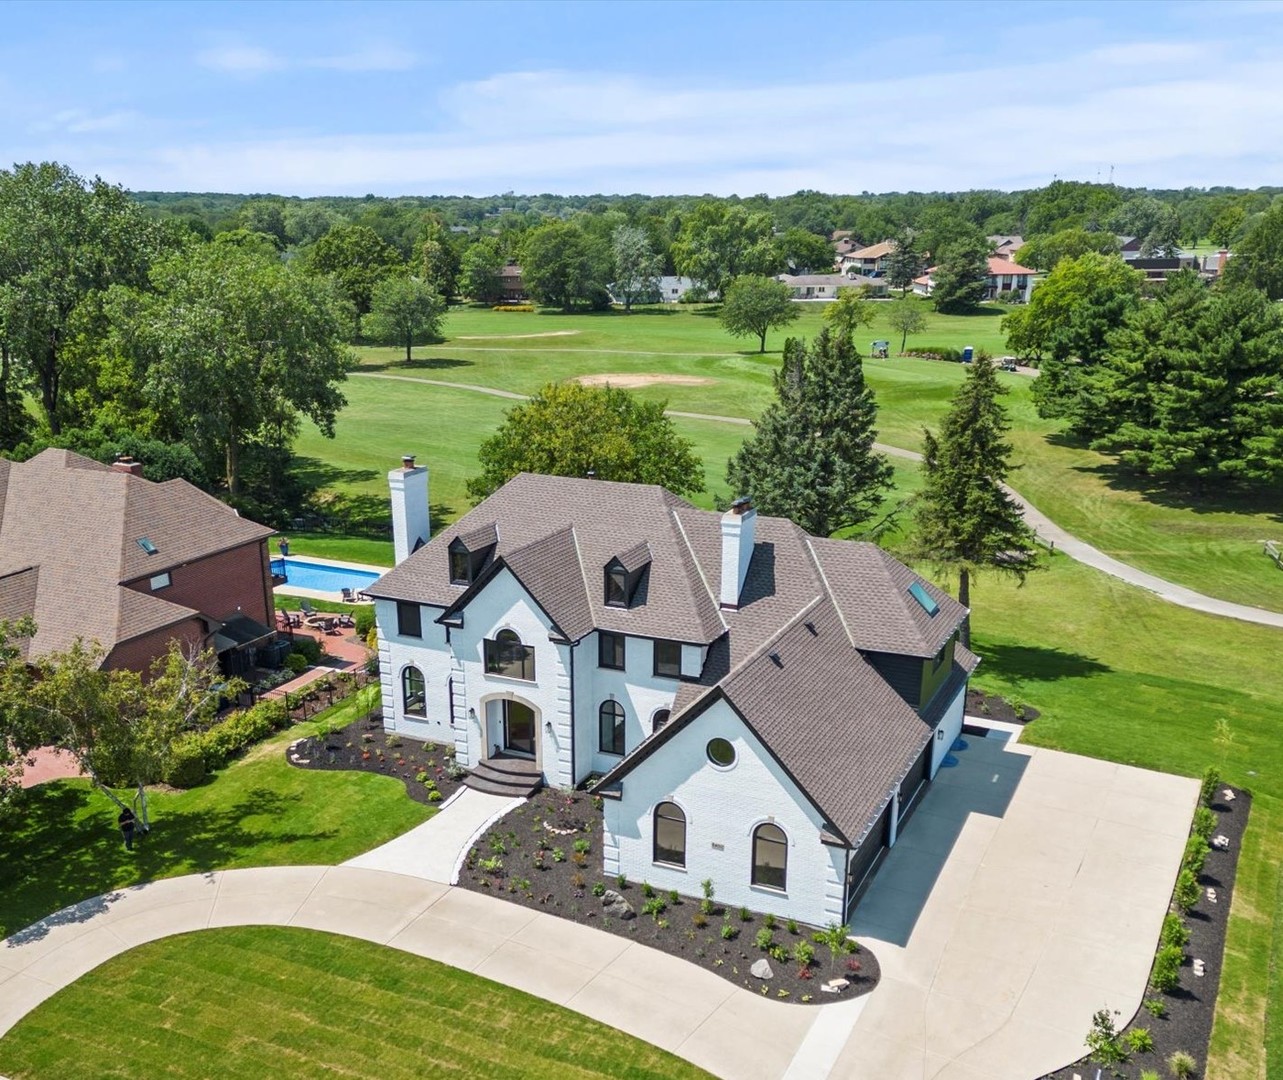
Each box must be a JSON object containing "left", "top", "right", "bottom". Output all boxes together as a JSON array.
[{"left": 353, "top": 370, "right": 1283, "bottom": 629}]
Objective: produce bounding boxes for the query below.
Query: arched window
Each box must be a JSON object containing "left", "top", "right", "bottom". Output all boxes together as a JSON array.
[
  {"left": 485, "top": 628, "right": 535, "bottom": 681},
  {"left": 401, "top": 666, "right": 426, "bottom": 717},
  {"left": 653, "top": 802, "right": 686, "bottom": 866},
  {"left": 752, "top": 823, "right": 787, "bottom": 891},
  {"left": 599, "top": 699, "right": 626, "bottom": 755},
  {"left": 651, "top": 709, "right": 670, "bottom": 734}
]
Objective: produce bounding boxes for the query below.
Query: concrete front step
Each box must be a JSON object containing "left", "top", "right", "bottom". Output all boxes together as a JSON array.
[{"left": 464, "top": 758, "right": 543, "bottom": 798}]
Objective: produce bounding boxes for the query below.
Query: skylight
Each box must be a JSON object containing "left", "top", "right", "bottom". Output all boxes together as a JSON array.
[
  {"left": 137, "top": 537, "right": 158, "bottom": 555},
  {"left": 908, "top": 581, "right": 939, "bottom": 616}
]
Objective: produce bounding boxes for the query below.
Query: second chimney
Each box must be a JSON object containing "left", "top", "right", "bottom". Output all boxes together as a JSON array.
[
  {"left": 389, "top": 454, "right": 430, "bottom": 564},
  {"left": 720, "top": 497, "right": 756, "bottom": 609},
  {"left": 112, "top": 455, "right": 144, "bottom": 477}
]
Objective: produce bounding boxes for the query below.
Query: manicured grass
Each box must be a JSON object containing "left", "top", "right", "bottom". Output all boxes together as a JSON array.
[
  {"left": 0, "top": 927, "right": 712, "bottom": 1080},
  {"left": 0, "top": 695, "right": 428, "bottom": 937},
  {"left": 284, "top": 533, "right": 395, "bottom": 566}
]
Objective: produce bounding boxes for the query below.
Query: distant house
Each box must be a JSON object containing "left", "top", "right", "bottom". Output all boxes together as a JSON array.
[
  {"left": 831, "top": 232, "right": 860, "bottom": 259},
  {"left": 1116, "top": 236, "right": 1144, "bottom": 261},
  {"left": 839, "top": 269, "right": 891, "bottom": 297},
  {"left": 657, "top": 276, "right": 703, "bottom": 303},
  {"left": 913, "top": 257, "right": 1039, "bottom": 303},
  {"left": 367, "top": 466, "right": 976, "bottom": 926},
  {"left": 0, "top": 449, "right": 278, "bottom": 676},
  {"left": 988, "top": 235, "right": 1024, "bottom": 260},
  {"left": 499, "top": 263, "right": 526, "bottom": 302},
  {"left": 839, "top": 241, "right": 895, "bottom": 276},
  {"left": 776, "top": 274, "right": 844, "bottom": 300}
]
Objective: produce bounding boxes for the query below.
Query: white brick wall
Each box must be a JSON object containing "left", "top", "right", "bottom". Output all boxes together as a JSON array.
[
  {"left": 930, "top": 683, "right": 966, "bottom": 777},
  {"left": 602, "top": 697, "right": 846, "bottom": 927}
]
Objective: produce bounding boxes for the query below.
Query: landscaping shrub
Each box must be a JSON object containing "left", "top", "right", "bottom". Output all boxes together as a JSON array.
[
  {"left": 1182, "top": 835, "right": 1210, "bottom": 877},
  {"left": 1173, "top": 868, "right": 1201, "bottom": 912},
  {"left": 1167, "top": 1050, "right": 1196, "bottom": 1079},
  {"left": 903, "top": 345, "right": 963, "bottom": 363},
  {"left": 1150, "top": 944, "right": 1184, "bottom": 992},
  {"left": 1191, "top": 805, "right": 1216, "bottom": 841},
  {"left": 1126, "top": 1027, "right": 1155, "bottom": 1053},
  {"left": 1199, "top": 766, "right": 1220, "bottom": 807},
  {"left": 491, "top": 304, "right": 534, "bottom": 312},
  {"left": 291, "top": 637, "right": 323, "bottom": 665},
  {"left": 1143, "top": 997, "right": 1167, "bottom": 1018},
  {"left": 284, "top": 652, "right": 308, "bottom": 675},
  {"left": 354, "top": 606, "right": 376, "bottom": 639},
  {"left": 162, "top": 736, "right": 208, "bottom": 788},
  {"left": 1085, "top": 1008, "right": 1128, "bottom": 1066},
  {"left": 1160, "top": 913, "right": 1190, "bottom": 950}
]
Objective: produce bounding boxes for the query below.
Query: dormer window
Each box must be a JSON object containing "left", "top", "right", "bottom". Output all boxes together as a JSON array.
[
  {"left": 604, "top": 541, "right": 650, "bottom": 608},
  {"left": 448, "top": 523, "right": 498, "bottom": 585}
]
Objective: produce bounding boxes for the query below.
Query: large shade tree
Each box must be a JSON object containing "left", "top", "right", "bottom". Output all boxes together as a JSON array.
[
  {"left": 468, "top": 382, "right": 704, "bottom": 501},
  {"left": 112, "top": 243, "right": 355, "bottom": 495},
  {"left": 718, "top": 275, "right": 799, "bottom": 352},
  {"left": 727, "top": 327, "right": 892, "bottom": 537},
  {"left": 1224, "top": 201, "right": 1283, "bottom": 300},
  {"left": 304, "top": 223, "right": 401, "bottom": 317},
  {"left": 671, "top": 202, "right": 779, "bottom": 296},
  {"left": 364, "top": 275, "right": 445, "bottom": 362},
  {"left": 520, "top": 221, "right": 610, "bottom": 311},
  {"left": 611, "top": 225, "right": 663, "bottom": 312},
  {"left": 912, "top": 358, "right": 1038, "bottom": 647}
]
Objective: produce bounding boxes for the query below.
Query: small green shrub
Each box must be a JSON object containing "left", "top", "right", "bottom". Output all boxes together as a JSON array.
[
  {"left": 787, "top": 919, "right": 799, "bottom": 935},
  {"left": 1143, "top": 998, "right": 1167, "bottom": 1019},
  {"left": 641, "top": 881, "right": 655, "bottom": 898},
  {"left": 427, "top": 790, "right": 443, "bottom": 802},
  {"left": 763, "top": 913, "right": 776, "bottom": 930},
  {"left": 1167, "top": 1050, "right": 1196, "bottom": 1079},
  {"left": 551, "top": 847, "right": 565, "bottom": 863},
  {"left": 591, "top": 881, "right": 606, "bottom": 897},
  {"left": 1085, "top": 1008, "right": 1128, "bottom": 1066},
  {"left": 616, "top": 873, "right": 627, "bottom": 888},
  {"left": 162, "top": 736, "right": 207, "bottom": 788},
  {"left": 793, "top": 940, "right": 816, "bottom": 967},
  {"left": 699, "top": 897, "right": 714, "bottom": 916},
  {"left": 1182, "top": 835, "right": 1209, "bottom": 877},
  {"left": 1173, "top": 869, "right": 1200, "bottom": 912},
  {"left": 284, "top": 652, "right": 308, "bottom": 675},
  {"left": 739, "top": 906, "right": 752, "bottom": 922},
  {"left": 720, "top": 923, "right": 737, "bottom": 941},
  {"left": 1126, "top": 1027, "right": 1155, "bottom": 1053},
  {"left": 354, "top": 606, "right": 376, "bottom": 639},
  {"left": 479, "top": 855, "right": 503, "bottom": 874},
  {"left": 291, "top": 636, "right": 323, "bottom": 665},
  {"left": 1140, "top": 1070, "right": 1160, "bottom": 1080},
  {"left": 573, "top": 837, "right": 591, "bottom": 855},
  {"left": 1191, "top": 805, "right": 1216, "bottom": 841},
  {"left": 1160, "top": 913, "right": 1190, "bottom": 950},
  {"left": 641, "top": 897, "right": 667, "bottom": 919},
  {"left": 768, "top": 943, "right": 789, "bottom": 962},
  {"left": 701, "top": 878, "right": 715, "bottom": 900},
  {"left": 692, "top": 911, "right": 708, "bottom": 928},
  {"left": 1150, "top": 944, "right": 1184, "bottom": 992},
  {"left": 667, "top": 888, "right": 680, "bottom": 905},
  {"left": 754, "top": 928, "right": 775, "bottom": 950},
  {"left": 1199, "top": 766, "right": 1220, "bottom": 807}
]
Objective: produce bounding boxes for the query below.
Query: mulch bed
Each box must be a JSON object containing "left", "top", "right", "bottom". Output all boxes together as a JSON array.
[
  {"left": 1042, "top": 782, "right": 1251, "bottom": 1079},
  {"left": 966, "top": 687, "right": 1040, "bottom": 725},
  {"left": 284, "top": 714, "right": 468, "bottom": 808},
  {"left": 457, "top": 788, "right": 881, "bottom": 1005}
]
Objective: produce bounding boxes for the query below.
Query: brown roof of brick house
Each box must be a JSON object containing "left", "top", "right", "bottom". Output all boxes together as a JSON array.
[{"left": 0, "top": 449, "right": 273, "bottom": 664}]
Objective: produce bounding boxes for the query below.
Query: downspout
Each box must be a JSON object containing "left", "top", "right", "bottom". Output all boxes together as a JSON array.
[{"left": 568, "top": 642, "right": 577, "bottom": 787}]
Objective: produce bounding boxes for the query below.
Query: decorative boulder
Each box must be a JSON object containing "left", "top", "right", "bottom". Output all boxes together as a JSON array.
[
  {"left": 600, "top": 889, "right": 635, "bottom": 920},
  {"left": 750, "top": 959, "right": 773, "bottom": 980}
]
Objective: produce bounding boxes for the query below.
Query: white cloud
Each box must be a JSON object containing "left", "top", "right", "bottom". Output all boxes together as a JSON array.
[
  {"left": 81, "top": 36, "right": 1283, "bottom": 195},
  {"left": 196, "top": 45, "right": 285, "bottom": 74},
  {"left": 196, "top": 43, "right": 416, "bottom": 76},
  {"left": 31, "top": 108, "right": 141, "bottom": 135}
]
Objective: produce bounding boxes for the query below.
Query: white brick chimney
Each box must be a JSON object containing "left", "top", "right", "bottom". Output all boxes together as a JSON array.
[
  {"left": 720, "top": 497, "right": 756, "bottom": 609},
  {"left": 389, "top": 454, "right": 430, "bottom": 565}
]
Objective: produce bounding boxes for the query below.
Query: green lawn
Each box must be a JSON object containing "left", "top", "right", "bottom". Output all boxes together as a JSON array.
[
  {"left": 0, "top": 695, "right": 428, "bottom": 936},
  {"left": 0, "top": 927, "right": 712, "bottom": 1080}
]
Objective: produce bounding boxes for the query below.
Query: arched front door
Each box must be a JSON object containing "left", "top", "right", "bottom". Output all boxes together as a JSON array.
[{"left": 503, "top": 699, "right": 536, "bottom": 757}]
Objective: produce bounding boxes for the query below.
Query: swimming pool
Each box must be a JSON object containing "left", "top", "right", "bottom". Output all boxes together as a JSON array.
[{"left": 278, "top": 558, "right": 382, "bottom": 595}]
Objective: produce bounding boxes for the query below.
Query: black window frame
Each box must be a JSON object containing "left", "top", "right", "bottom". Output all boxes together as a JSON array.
[
  {"left": 401, "top": 665, "right": 426, "bottom": 717},
  {"left": 751, "top": 822, "right": 788, "bottom": 891},
  {"left": 653, "top": 639, "right": 681, "bottom": 679},
  {"left": 448, "top": 542, "right": 472, "bottom": 585},
  {"left": 396, "top": 601, "right": 422, "bottom": 639},
  {"left": 653, "top": 801, "right": 686, "bottom": 867},
  {"left": 598, "top": 630, "right": 626, "bottom": 670},
  {"left": 605, "top": 566, "right": 629, "bottom": 608},
  {"left": 484, "top": 628, "right": 536, "bottom": 681},
  {"left": 598, "top": 699, "right": 626, "bottom": 755}
]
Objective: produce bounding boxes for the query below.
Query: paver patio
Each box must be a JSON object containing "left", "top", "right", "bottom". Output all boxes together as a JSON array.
[{"left": 0, "top": 733, "right": 1197, "bottom": 1080}]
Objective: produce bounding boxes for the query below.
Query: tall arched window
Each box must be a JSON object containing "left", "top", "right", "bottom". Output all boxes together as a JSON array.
[
  {"left": 752, "top": 823, "right": 788, "bottom": 891},
  {"left": 653, "top": 802, "right": 686, "bottom": 866},
  {"left": 599, "top": 699, "right": 625, "bottom": 755},
  {"left": 401, "top": 666, "right": 426, "bottom": 717}
]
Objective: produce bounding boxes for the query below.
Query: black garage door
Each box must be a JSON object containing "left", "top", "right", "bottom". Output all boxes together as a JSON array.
[{"left": 845, "top": 799, "right": 893, "bottom": 919}]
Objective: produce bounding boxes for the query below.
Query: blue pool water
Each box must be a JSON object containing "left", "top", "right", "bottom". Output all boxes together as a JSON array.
[{"left": 279, "top": 558, "right": 381, "bottom": 594}]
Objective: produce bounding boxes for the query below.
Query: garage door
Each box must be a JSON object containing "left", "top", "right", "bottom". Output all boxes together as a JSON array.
[
  {"left": 897, "top": 742, "right": 931, "bottom": 829},
  {"left": 845, "top": 800, "right": 893, "bottom": 919}
]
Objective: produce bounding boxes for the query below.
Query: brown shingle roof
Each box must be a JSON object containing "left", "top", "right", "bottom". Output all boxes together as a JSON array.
[{"left": 0, "top": 449, "right": 273, "bottom": 663}]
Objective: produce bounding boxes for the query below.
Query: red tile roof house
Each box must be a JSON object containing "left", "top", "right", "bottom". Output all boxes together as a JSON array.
[
  {"left": 367, "top": 462, "right": 977, "bottom": 926},
  {"left": 0, "top": 449, "right": 278, "bottom": 677},
  {"left": 913, "top": 257, "right": 1040, "bottom": 303}
]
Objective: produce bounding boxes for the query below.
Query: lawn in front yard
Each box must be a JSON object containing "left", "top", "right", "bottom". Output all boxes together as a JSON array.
[
  {"left": 0, "top": 926, "right": 712, "bottom": 1080},
  {"left": 0, "top": 694, "right": 429, "bottom": 937}
]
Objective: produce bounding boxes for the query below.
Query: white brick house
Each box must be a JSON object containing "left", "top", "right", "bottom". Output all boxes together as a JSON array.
[{"left": 366, "top": 464, "right": 975, "bottom": 925}]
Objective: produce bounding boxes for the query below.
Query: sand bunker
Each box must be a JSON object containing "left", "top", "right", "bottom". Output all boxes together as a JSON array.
[
  {"left": 455, "top": 330, "right": 581, "bottom": 340},
  {"left": 575, "top": 373, "right": 714, "bottom": 389}
]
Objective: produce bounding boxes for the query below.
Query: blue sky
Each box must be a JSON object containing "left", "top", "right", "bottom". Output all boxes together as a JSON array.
[{"left": 4, "top": 0, "right": 1282, "bottom": 196}]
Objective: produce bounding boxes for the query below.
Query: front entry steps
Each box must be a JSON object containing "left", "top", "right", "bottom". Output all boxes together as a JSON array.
[{"left": 464, "top": 755, "right": 543, "bottom": 798}]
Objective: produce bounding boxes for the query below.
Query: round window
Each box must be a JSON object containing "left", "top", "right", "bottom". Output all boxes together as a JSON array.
[{"left": 706, "top": 737, "right": 736, "bottom": 767}]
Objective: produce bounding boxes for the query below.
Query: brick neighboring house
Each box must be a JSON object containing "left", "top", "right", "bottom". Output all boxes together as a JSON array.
[
  {"left": 499, "top": 263, "right": 526, "bottom": 302},
  {"left": 0, "top": 449, "right": 278, "bottom": 676}
]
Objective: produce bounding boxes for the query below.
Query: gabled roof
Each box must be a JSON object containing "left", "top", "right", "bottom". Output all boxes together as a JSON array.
[
  {"left": 850, "top": 241, "right": 894, "bottom": 259},
  {"left": 597, "top": 600, "right": 933, "bottom": 845},
  {"left": 611, "top": 540, "right": 652, "bottom": 574},
  {"left": 987, "top": 257, "right": 1036, "bottom": 276},
  {"left": 0, "top": 449, "right": 273, "bottom": 663}
]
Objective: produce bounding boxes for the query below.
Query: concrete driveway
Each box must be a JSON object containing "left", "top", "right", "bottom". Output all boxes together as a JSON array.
[{"left": 832, "top": 733, "right": 1198, "bottom": 1079}]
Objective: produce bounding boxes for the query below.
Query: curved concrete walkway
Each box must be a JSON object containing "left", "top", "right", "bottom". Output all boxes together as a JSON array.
[{"left": 355, "top": 369, "right": 1283, "bottom": 628}]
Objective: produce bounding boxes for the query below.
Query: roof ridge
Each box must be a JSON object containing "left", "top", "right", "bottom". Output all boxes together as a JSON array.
[
  {"left": 804, "top": 537, "right": 856, "bottom": 649},
  {"left": 720, "top": 593, "right": 827, "bottom": 692},
  {"left": 668, "top": 506, "right": 727, "bottom": 635}
]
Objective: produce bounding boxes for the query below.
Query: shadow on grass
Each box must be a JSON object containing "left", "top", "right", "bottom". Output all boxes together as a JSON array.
[
  {"left": 975, "top": 642, "right": 1111, "bottom": 683},
  {"left": 1, "top": 786, "right": 336, "bottom": 939},
  {"left": 359, "top": 356, "right": 475, "bottom": 373}
]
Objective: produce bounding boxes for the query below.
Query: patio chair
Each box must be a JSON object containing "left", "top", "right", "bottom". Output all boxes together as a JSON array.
[
  {"left": 341, "top": 587, "right": 355, "bottom": 603},
  {"left": 300, "top": 599, "right": 317, "bottom": 618},
  {"left": 335, "top": 612, "right": 355, "bottom": 629}
]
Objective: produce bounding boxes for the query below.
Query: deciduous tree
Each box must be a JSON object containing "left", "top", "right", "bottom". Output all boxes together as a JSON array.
[
  {"left": 726, "top": 327, "right": 892, "bottom": 537},
  {"left": 520, "top": 221, "right": 610, "bottom": 311},
  {"left": 912, "top": 358, "right": 1038, "bottom": 647},
  {"left": 887, "top": 296, "right": 927, "bottom": 353},
  {"left": 1223, "top": 201, "right": 1283, "bottom": 299},
  {"left": 304, "top": 223, "right": 401, "bottom": 317},
  {"left": 1015, "top": 228, "right": 1119, "bottom": 272},
  {"left": 460, "top": 238, "right": 505, "bottom": 304},
  {"left": 822, "top": 287, "right": 876, "bottom": 339},
  {"left": 671, "top": 202, "right": 779, "bottom": 296},
  {"left": 364, "top": 275, "right": 445, "bottom": 362},
  {"left": 776, "top": 227, "right": 835, "bottom": 274},
  {"left": 718, "top": 276, "right": 799, "bottom": 352},
  {"left": 468, "top": 382, "right": 704, "bottom": 501},
  {"left": 611, "top": 225, "right": 663, "bottom": 312}
]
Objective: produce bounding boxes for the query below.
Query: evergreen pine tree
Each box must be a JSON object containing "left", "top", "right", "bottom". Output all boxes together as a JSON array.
[
  {"left": 884, "top": 231, "right": 921, "bottom": 294},
  {"left": 913, "top": 359, "right": 1038, "bottom": 646},
  {"left": 726, "top": 327, "right": 892, "bottom": 537}
]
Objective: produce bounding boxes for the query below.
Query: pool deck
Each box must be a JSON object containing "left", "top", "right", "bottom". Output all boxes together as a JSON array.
[{"left": 272, "top": 554, "right": 389, "bottom": 603}]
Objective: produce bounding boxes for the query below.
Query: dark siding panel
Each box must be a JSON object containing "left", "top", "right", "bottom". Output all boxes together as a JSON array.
[
  {"left": 863, "top": 651, "right": 921, "bottom": 707},
  {"left": 846, "top": 799, "right": 893, "bottom": 916}
]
